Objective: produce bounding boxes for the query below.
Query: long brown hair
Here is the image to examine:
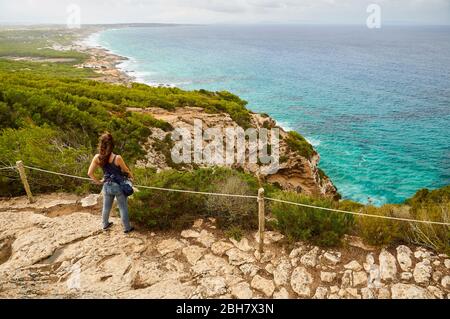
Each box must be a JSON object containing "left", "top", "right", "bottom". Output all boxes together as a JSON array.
[{"left": 98, "top": 132, "right": 114, "bottom": 167}]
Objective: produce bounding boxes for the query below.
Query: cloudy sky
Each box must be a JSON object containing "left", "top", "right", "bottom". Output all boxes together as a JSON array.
[{"left": 1, "top": 0, "right": 449, "bottom": 25}]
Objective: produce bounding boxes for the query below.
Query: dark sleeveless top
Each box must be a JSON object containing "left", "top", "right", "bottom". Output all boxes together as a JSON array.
[{"left": 102, "top": 154, "right": 123, "bottom": 182}]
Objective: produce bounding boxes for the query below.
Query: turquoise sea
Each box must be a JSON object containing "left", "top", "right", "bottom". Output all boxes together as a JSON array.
[{"left": 91, "top": 25, "right": 450, "bottom": 205}]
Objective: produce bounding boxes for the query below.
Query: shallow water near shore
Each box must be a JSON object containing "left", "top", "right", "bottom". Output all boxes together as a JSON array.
[{"left": 93, "top": 25, "right": 450, "bottom": 205}]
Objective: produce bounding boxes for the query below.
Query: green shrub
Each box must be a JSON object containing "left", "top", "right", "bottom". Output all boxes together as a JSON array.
[
  {"left": 270, "top": 191, "right": 352, "bottom": 247},
  {"left": 129, "top": 167, "right": 260, "bottom": 230},
  {"left": 285, "top": 131, "right": 315, "bottom": 159},
  {"left": 356, "top": 205, "right": 406, "bottom": 246},
  {"left": 0, "top": 125, "right": 94, "bottom": 196},
  {"left": 225, "top": 226, "right": 243, "bottom": 241}
]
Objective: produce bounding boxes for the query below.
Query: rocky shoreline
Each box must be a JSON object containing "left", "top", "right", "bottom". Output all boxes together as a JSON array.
[{"left": 0, "top": 193, "right": 448, "bottom": 298}]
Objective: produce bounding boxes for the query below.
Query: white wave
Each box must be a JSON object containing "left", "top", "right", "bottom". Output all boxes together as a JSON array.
[{"left": 306, "top": 137, "right": 321, "bottom": 147}]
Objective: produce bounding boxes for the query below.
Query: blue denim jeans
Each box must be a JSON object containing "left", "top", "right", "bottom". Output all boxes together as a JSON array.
[{"left": 102, "top": 181, "right": 131, "bottom": 231}]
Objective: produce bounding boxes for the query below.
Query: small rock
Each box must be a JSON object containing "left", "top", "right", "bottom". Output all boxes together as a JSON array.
[
  {"left": 181, "top": 229, "right": 200, "bottom": 238},
  {"left": 193, "top": 219, "right": 203, "bottom": 228},
  {"left": 344, "top": 235, "right": 375, "bottom": 251},
  {"left": 391, "top": 283, "right": 433, "bottom": 299},
  {"left": 198, "top": 276, "right": 227, "bottom": 297},
  {"left": 341, "top": 270, "right": 353, "bottom": 288},
  {"left": 226, "top": 248, "right": 255, "bottom": 266},
  {"left": 300, "top": 247, "right": 319, "bottom": 268},
  {"left": 239, "top": 263, "right": 259, "bottom": 277},
  {"left": 80, "top": 194, "right": 100, "bottom": 207},
  {"left": 230, "top": 281, "right": 253, "bottom": 299},
  {"left": 312, "top": 286, "right": 328, "bottom": 299},
  {"left": 353, "top": 271, "right": 368, "bottom": 287},
  {"left": 196, "top": 230, "right": 215, "bottom": 248},
  {"left": 254, "top": 231, "right": 284, "bottom": 244},
  {"left": 251, "top": 275, "right": 275, "bottom": 297},
  {"left": 211, "top": 241, "right": 234, "bottom": 256},
  {"left": 254, "top": 250, "right": 273, "bottom": 263},
  {"left": 265, "top": 263, "right": 274, "bottom": 274},
  {"left": 444, "top": 259, "right": 450, "bottom": 269},
  {"left": 289, "top": 247, "right": 303, "bottom": 259},
  {"left": 413, "top": 261, "right": 432, "bottom": 284},
  {"left": 379, "top": 249, "right": 397, "bottom": 281},
  {"left": 156, "top": 239, "right": 184, "bottom": 255},
  {"left": 432, "top": 271, "right": 442, "bottom": 282},
  {"left": 323, "top": 252, "right": 341, "bottom": 265},
  {"left": 432, "top": 260, "right": 440, "bottom": 267},
  {"left": 344, "top": 260, "right": 363, "bottom": 271},
  {"left": 320, "top": 271, "right": 336, "bottom": 283},
  {"left": 182, "top": 245, "right": 205, "bottom": 265},
  {"left": 230, "top": 237, "right": 253, "bottom": 252},
  {"left": 441, "top": 276, "right": 450, "bottom": 289},
  {"left": 273, "top": 287, "right": 290, "bottom": 299},
  {"left": 290, "top": 266, "right": 313, "bottom": 297},
  {"left": 400, "top": 272, "right": 413, "bottom": 281},
  {"left": 273, "top": 258, "right": 291, "bottom": 287},
  {"left": 427, "top": 286, "right": 444, "bottom": 299},
  {"left": 396, "top": 245, "right": 413, "bottom": 271},
  {"left": 377, "top": 287, "right": 391, "bottom": 299},
  {"left": 361, "top": 287, "right": 375, "bottom": 299},
  {"left": 290, "top": 257, "right": 299, "bottom": 267}
]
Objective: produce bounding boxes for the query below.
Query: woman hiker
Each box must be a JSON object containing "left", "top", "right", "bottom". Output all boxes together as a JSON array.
[{"left": 88, "top": 132, "right": 134, "bottom": 233}]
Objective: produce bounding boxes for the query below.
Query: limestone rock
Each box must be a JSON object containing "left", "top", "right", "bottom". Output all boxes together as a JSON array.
[
  {"left": 444, "top": 259, "right": 450, "bottom": 269},
  {"left": 121, "top": 279, "right": 194, "bottom": 298},
  {"left": 320, "top": 271, "right": 336, "bottom": 283},
  {"left": 341, "top": 270, "right": 353, "bottom": 288},
  {"left": 289, "top": 247, "right": 303, "bottom": 259},
  {"left": 198, "top": 276, "right": 227, "bottom": 297},
  {"left": 265, "top": 263, "right": 274, "bottom": 274},
  {"left": 226, "top": 248, "right": 255, "bottom": 266},
  {"left": 432, "top": 271, "right": 442, "bottom": 282},
  {"left": 353, "top": 271, "right": 368, "bottom": 287},
  {"left": 180, "top": 229, "right": 200, "bottom": 239},
  {"left": 441, "top": 276, "right": 450, "bottom": 289},
  {"left": 254, "top": 231, "right": 284, "bottom": 244},
  {"left": 196, "top": 230, "right": 215, "bottom": 248},
  {"left": 413, "top": 261, "right": 432, "bottom": 284},
  {"left": 396, "top": 245, "right": 413, "bottom": 271},
  {"left": 211, "top": 241, "right": 234, "bottom": 256},
  {"left": 254, "top": 250, "right": 274, "bottom": 263},
  {"left": 230, "top": 281, "right": 253, "bottom": 299},
  {"left": 251, "top": 275, "right": 275, "bottom": 297},
  {"left": 80, "top": 194, "right": 101, "bottom": 207},
  {"left": 361, "top": 287, "right": 375, "bottom": 299},
  {"left": 377, "top": 287, "right": 391, "bottom": 299},
  {"left": 192, "top": 254, "right": 234, "bottom": 276},
  {"left": 273, "top": 258, "right": 291, "bottom": 287},
  {"left": 239, "top": 263, "right": 259, "bottom": 277},
  {"left": 344, "top": 260, "right": 362, "bottom": 271},
  {"left": 323, "top": 251, "right": 341, "bottom": 265},
  {"left": 192, "top": 219, "right": 203, "bottom": 228},
  {"left": 391, "top": 283, "right": 434, "bottom": 299},
  {"left": 427, "top": 286, "right": 444, "bottom": 299},
  {"left": 230, "top": 237, "right": 253, "bottom": 252},
  {"left": 182, "top": 245, "right": 205, "bottom": 265},
  {"left": 300, "top": 247, "right": 319, "bottom": 268},
  {"left": 157, "top": 239, "right": 184, "bottom": 256},
  {"left": 400, "top": 272, "right": 413, "bottom": 281},
  {"left": 312, "top": 286, "right": 328, "bottom": 299},
  {"left": 379, "top": 249, "right": 397, "bottom": 281},
  {"left": 273, "top": 287, "right": 290, "bottom": 299},
  {"left": 290, "top": 266, "right": 313, "bottom": 297}
]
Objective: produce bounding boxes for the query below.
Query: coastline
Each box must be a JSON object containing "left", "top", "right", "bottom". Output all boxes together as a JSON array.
[{"left": 73, "top": 27, "right": 135, "bottom": 85}]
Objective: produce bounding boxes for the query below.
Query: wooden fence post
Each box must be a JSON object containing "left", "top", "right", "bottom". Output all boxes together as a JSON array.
[
  {"left": 258, "top": 187, "right": 265, "bottom": 253},
  {"left": 16, "top": 161, "right": 35, "bottom": 203}
]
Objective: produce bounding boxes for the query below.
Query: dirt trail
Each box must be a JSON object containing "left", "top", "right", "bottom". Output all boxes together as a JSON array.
[{"left": 0, "top": 193, "right": 448, "bottom": 299}]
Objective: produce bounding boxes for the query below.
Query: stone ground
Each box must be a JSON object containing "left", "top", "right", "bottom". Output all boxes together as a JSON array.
[{"left": 0, "top": 193, "right": 449, "bottom": 299}]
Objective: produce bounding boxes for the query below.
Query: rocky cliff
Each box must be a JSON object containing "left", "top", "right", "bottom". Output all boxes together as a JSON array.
[{"left": 0, "top": 194, "right": 448, "bottom": 299}]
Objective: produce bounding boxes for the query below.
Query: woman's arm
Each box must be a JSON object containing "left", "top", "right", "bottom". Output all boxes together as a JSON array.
[
  {"left": 116, "top": 155, "right": 133, "bottom": 180},
  {"left": 87, "top": 155, "right": 103, "bottom": 185}
]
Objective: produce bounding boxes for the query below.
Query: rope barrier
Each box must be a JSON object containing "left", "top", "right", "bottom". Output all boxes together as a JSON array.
[
  {"left": 0, "top": 166, "right": 15, "bottom": 171},
  {"left": 265, "top": 197, "right": 450, "bottom": 226},
  {"left": 5, "top": 164, "right": 449, "bottom": 226}
]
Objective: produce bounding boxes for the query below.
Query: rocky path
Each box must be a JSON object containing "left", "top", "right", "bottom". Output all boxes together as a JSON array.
[{"left": 0, "top": 193, "right": 449, "bottom": 299}]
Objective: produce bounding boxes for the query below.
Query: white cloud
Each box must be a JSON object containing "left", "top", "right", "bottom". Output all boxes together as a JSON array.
[{"left": 0, "top": 0, "right": 449, "bottom": 25}]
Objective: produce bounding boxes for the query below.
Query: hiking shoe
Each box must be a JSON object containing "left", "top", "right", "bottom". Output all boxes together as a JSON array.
[
  {"left": 124, "top": 227, "right": 134, "bottom": 234},
  {"left": 103, "top": 222, "right": 113, "bottom": 230}
]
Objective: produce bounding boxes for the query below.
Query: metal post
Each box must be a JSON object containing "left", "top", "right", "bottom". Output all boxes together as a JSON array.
[
  {"left": 257, "top": 187, "right": 265, "bottom": 253},
  {"left": 16, "top": 161, "right": 35, "bottom": 203}
]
